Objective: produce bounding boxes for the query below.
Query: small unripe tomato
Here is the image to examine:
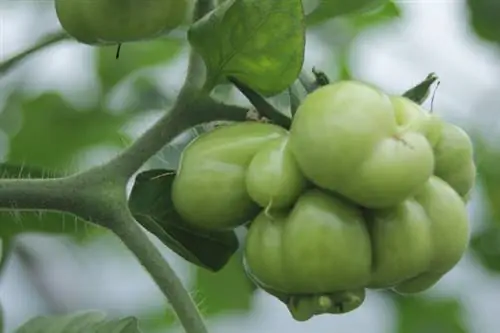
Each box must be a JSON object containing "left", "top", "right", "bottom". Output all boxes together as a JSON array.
[
  {"left": 289, "top": 81, "right": 434, "bottom": 208},
  {"left": 55, "top": 0, "right": 189, "bottom": 44},
  {"left": 245, "top": 136, "right": 307, "bottom": 210},
  {"left": 393, "top": 176, "right": 470, "bottom": 294},
  {"left": 172, "top": 122, "right": 287, "bottom": 230},
  {"left": 244, "top": 189, "right": 372, "bottom": 294},
  {"left": 433, "top": 122, "right": 476, "bottom": 197},
  {"left": 367, "top": 198, "right": 433, "bottom": 289}
]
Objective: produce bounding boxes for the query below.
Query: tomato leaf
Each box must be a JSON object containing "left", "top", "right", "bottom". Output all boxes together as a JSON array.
[
  {"left": 15, "top": 310, "right": 142, "bottom": 333},
  {"left": 194, "top": 252, "right": 255, "bottom": 316},
  {"left": 306, "top": 0, "right": 389, "bottom": 26},
  {"left": 393, "top": 294, "right": 470, "bottom": 333},
  {"left": 470, "top": 223, "right": 500, "bottom": 273},
  {"left": 187, "top": 0, "right": 306, "bottom": 97},
  {"left": 128, "top": 169, "right": 239, "bottom": 272},
  {"left": 2, "top": 93, "right": 130, "bottom": 170},
  {"left": 402, "top": 73, "right": 440, "bottom": 105},
  {"left": 349, "top": 0, "right": 401, "bottom": 30},
  {"left": 466, "top": 0, "right": 500, "bottom": 45}
]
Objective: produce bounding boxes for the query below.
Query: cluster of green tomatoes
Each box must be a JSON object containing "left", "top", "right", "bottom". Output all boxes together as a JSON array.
[{"left": 172, "top": 81, "right": 475, "bottom": 321}]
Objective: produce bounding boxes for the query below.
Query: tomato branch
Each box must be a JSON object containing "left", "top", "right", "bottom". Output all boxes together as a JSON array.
[
  {"left": 0, "top": 31, "right": 70, "bottom": 76},
  {"left": 0, "top": 178, "right": 75, "bottom": 212}
]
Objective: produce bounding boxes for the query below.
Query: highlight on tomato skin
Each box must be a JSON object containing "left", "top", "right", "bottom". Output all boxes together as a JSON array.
[{"left": 54, "top": 0, "right": 190, "bottom": 45}]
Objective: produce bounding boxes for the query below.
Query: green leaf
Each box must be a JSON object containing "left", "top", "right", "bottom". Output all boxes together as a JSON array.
[
  {"left": 349, "top": 0, "right": 401, "bottom": 30},
  {"left": 393, "top": 295, "right": 469, "bottom": 333},
  {"left": 97, "top": 38, "right": 183, "bottom": 94},
  {"left": 188, "top": 0, "right": 306, "bottom": 96},
  {"left": 474, "top": 140, "right": 500, "bottom": 225},
  {"left": 3, "top": 93, "right": 131, "bottom": 170},
  {"left": 462, "top": 139, "right": 500, "bottom": 273},
  {"left": 306, "top": 0, "right": 389, "bottom": 26},
  {"left": 194, "top": 253, "right": 255, "bottom": 316},
  {"left": 15, "top": 310, "right": 142, "bottom": 333},
  {"left": 128, "top": 169, "right": 239, "bottom": 272},
  {"left": 402, "top": 73, "right": 439, "bottom": 105},
  {"left": 470, "top": 223, "right": 500, "bottom": 273},
  {"left": 467, "top": 0, "right": 500, "bottom": 44}
]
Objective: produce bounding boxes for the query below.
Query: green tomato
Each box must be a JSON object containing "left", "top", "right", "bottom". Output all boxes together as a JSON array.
[
  {"left": 414, "top": 176, "right": 470, "bottom": 272},
  {"left": 244, "top": 189, "right": 372, "bottom": 294},
  {"left": 433, "top": 123, "right": 476, "bottom": 197},
  {"left": 245, "top": 136, "right": 307, "bottom": 210},
  {"left": 55, "top": 0, "right": 189, "bottom": 44},
  {"left": 392, "top": 176, "right": 470, "bottom": 294},
  {"left": 289, "top": 81, "right": 434, "bottom": 208},
  {"left": 172, "top": 122, "right": 287, "bottom": 230},
  {"left": 367, "top": 198, "right": 432, "bottom": 289},
  {"left": 339, "top": 132, "right": 434, "bottom": 208}
]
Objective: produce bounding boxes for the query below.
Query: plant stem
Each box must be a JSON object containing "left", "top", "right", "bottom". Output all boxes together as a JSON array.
[
  {"left": 0, "top": 178, "right": 72, "bottom": 211},
  {"left": 229, "top": 76, "right": 292, "bottom": 129},
  {"left": 0, "top": 31, "right": 70, "bottom": 76},
  {"left": 108, "top": 209, "right": 207, "bottom": 333},
  {"left": 103, "top": 93, "right": 249, "bottom": 179}
]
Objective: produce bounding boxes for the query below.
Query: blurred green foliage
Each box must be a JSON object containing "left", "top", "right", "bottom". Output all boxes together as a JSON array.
[
  {"left": 394, "top": 295, "right": 469, "bottom": 333},
  {"left": 467, "top": 0, "right": 500, "bottom": 44},
  {"left": 15, "top": 311, "right": 143, "bottom": 333},
  {"left": 0, "top": 0, "right": 500, "bottom": 332}
]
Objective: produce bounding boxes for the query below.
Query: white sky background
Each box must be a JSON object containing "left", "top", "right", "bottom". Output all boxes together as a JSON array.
[{"left": 1, "top": 0, "right": 500, "bottom": 332}]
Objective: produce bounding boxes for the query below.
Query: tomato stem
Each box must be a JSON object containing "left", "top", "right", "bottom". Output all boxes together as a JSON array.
[
  {"left": 0, "top": 30, "right": 70, "bottom": 76},
  {"left": 229, "top": 76, "right": 292, "bottom": 129}
]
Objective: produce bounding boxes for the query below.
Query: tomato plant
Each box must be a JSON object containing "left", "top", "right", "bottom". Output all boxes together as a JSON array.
[{"left": 0, "top": 0, "right": 483, "bottom": 331}]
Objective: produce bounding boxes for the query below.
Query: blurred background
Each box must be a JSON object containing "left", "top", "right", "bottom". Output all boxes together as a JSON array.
[{"left": 0, "top": 0, "right": 500, "bottom": 332}]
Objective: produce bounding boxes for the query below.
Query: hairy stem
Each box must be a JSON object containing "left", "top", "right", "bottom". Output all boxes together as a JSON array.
[
  {"left": 0, "top": 178, "right": 73, "bottom": 212},
  {"left": 108, "top": 208, "right": 207, "bottom": 333},
  {"left": 0, "top": 31, "right": 70, "bottom": 76}
]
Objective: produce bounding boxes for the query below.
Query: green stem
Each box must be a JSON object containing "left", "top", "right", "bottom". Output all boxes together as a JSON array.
[
  {"left": 102, "top": 93, "right": 249, "bottom": 179},
  {"left": 0, "top": 31, "right": 70, "bottom": 76},
  {"left": 107, "top": 208, "right": 208, "bottom": 333},
  {"left": 229, "top": 77, "right": 292, "bottom": 129},
  {"left": 0, "top": 178, "right": 73, "bottom": 211}
]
